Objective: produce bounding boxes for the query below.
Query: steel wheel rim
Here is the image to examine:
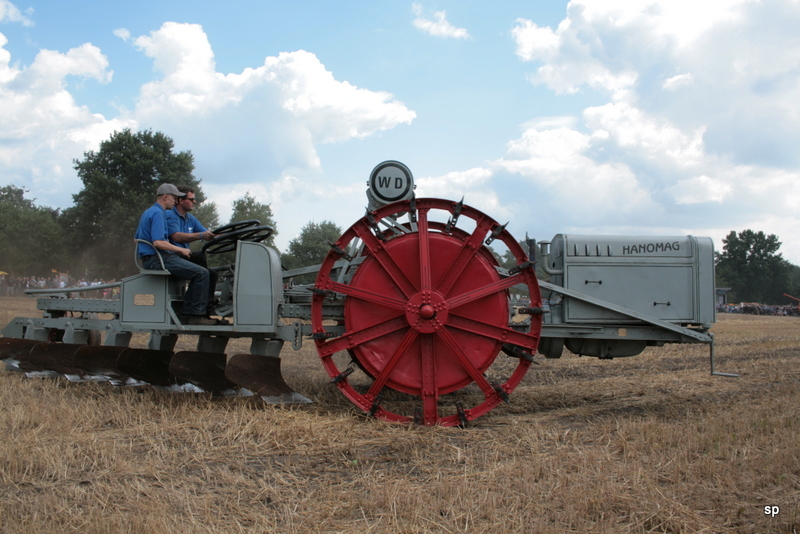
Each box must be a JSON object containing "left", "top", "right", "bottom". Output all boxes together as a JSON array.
[{"left": 312, "top": 198, "right": 543, "bottom": 426}]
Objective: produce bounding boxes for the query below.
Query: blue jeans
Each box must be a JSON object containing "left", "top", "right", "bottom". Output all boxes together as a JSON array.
[{"left": 143, "top": 252, "right": 210, "bottom": 316}]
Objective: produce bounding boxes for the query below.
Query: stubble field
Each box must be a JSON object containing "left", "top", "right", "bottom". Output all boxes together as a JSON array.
[{"left": 0, "top": 296, "right": 798, "bottom": 533}]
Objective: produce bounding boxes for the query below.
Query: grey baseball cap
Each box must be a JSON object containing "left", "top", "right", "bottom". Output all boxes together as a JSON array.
[{"left": 156, "top": 183, "right": 185, "bottom": 197}]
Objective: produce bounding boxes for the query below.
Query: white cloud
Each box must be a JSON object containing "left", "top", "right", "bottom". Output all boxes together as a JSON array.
[
  {"left": 663, "top": 73, "right": 693, "bottom": 91},
  {"left": 412, "top": 2, "right": 470, "bottom": 40},
  {"left": 511, "top": 16, "right": 639, "bottom": 100},
  {"left": 0, "top": 33, "right": 131, "bottom": 198},
  {"left": 505, "top": 0, "right": 800, "bottom": 262},
  {"left": 417, "top": 167, "right": 508, "bottom": 221},
  {"left": 667, "top": 175, "right": 733, "bottom": 204},
  {"left": 583, "top": 102, "right": 705, "bottom": 167},
  {"left": 494, "top": 125, "right": 654, "bottom": 219},
  {"left": 113, "top": 28, "right": 131, "bottom": 42},
  {"left": 0, "top": 0, "right": 33, "bottom": 26},
  {"left": 131, "top": 23, "right": 414, "bottom": 153}
]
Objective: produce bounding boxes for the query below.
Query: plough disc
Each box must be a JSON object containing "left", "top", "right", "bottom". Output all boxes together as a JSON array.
[
  {"left": 73, "top": 345, "right": 130, "bottom": 381},
  {"left": 1, "top": 338, "right": 308, "bottom": 401},
  {"left": 0, "top": 338, "right": 40, "bottom": 369},
  {"left": 225, "top": 353, "right": 312, "bottom": 404},
  {"left": 312, "top": 197, "right": 543, "bottom": 426},
  {"left": 16, "top": 342, "right": 86, "bottom": 376},
  {"left": 117, "top": 348, "right": 175, "bottom": 387},
  {"left": 169, "top": 351, "right": 235, "bottom": 393}
]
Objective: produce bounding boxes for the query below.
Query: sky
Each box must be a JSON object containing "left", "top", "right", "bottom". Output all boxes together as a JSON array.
[{"left": 2, "top": 0, "right": 800, "bottom": 264}]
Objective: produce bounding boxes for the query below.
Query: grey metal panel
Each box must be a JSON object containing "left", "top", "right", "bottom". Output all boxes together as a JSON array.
[
  {"left": 547, "top": 234, "right": 716, "bottom": 326},
  {"left": 565, "top": 265, "right": 694, "bottom": 321},
  {"left": 120, "top": 274, "right": 169, "bottom": 324},
  {"left": 36, "top": 298, "right": 121, "bottom": 314},
  {"left": 693, "top": 236, "right": 716, "bottom": 325},
  {"left": 233, "top": 242, "right": 283, "bottom": 328}
]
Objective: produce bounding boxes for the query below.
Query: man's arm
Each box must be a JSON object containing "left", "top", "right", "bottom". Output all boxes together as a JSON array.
[
  {"left": 169, "top": 230, "right": 215, "bottom": 243},
  {"left": 152, "top": 239, "right": 191, "bottom": 257}
]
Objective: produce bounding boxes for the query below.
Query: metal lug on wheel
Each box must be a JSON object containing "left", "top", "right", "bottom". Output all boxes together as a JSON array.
[
  {"left": 502, "top": 343, "right": 535, "bottom": 363},
  {"left": 368, "top": 395, "right": 383, "bottom": 417},
  {"left": 485, "top": 222, "right": 508, "bottom": 246},
  {"left": 311, "top": 331, "right": 336, "bottom": 340},
  {"left": 508, "top": 260, "right": 535, "bottom": 276},
  {"left": 493, "top": 384, "right": 510, "bottom": 404},
  {"left": 444, "top": 197, "right": 463, "bottom": 233},
  {"left": 456, "top": 401, "right": 468, "bottom": 427},
  {"left": 366, "top": 211, "right": 386, "bottom": 241},
  {"left": 518, "top": 306, "right": 545, "bottom": 315},
  {"left": 331, "top": 366, "right": 354, "bottom": 384},
  {"left": 328, "top": 242, "right": 354, "bottom": 261}
]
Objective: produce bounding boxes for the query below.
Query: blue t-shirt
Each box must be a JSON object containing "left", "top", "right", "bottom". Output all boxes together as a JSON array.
[
  {"left": 134, "top": 203, "right": 169, "bottom": 257},
  {"left": 165, "top": 209, "right": 208, "bottom": 249}
]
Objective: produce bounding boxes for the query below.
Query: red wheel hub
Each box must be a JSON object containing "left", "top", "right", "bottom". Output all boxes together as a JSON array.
[{"left": 311, "top": 198, "right": 543, "bottom": 426}]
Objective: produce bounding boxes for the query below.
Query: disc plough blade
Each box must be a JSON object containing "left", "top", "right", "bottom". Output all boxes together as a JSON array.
[
  {"left": 0, "top": 338, "right": 40, "bottom": 370},
  {"left": 116, "top": 349, "right": 175, "bottom": 387},
  {"left": 169, "top": 351, "right": 236, "bottom": 394},
  {"left": 225, "top": 353, "right": 312, "bottom": 404},
  {"left": 17, "top": 342, "right": 87, "bottom": 378},
  {"left": 72, "top": 345, "right": 131, "bottom": 382}
]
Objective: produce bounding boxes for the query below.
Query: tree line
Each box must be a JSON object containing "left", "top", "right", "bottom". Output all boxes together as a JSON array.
[{"left": 1, "top": 128, "right": 799, "bottom": 305}]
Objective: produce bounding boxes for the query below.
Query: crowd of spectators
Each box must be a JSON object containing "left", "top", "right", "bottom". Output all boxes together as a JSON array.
[
  {"left": 0, "top": 275, "right": 119, "bottom": 298},
  {"left": 717, "top": 303, "right": 800, "bottom": 316}
]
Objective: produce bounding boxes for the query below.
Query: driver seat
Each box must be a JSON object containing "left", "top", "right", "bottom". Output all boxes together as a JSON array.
[{"left": 133, "top": 239, "right": 187, "bottom": 302}]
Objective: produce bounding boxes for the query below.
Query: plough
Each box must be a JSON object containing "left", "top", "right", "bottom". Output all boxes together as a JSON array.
[{"left": 0, "top": 161, "right": 726, "bottom": 426}]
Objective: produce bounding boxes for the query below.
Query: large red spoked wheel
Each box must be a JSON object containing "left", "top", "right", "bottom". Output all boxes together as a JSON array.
[{"left": 311, "top": 198, "right": 542, "bottom": 426}]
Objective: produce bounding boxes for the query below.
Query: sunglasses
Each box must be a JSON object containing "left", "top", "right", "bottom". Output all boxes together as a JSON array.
[{"left": 183, "top": 197, "right": 197, "bottom": 202}]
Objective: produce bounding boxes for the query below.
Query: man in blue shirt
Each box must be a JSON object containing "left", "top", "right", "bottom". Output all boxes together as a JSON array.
[
  {"left": 134, "top": 183, "right": 215, "bottom": 326},
  {"left": 166, "top": 185, "right": 218, "bottom": 309}
]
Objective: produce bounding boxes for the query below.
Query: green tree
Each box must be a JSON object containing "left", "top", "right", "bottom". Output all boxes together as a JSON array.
[
  {"left": 715, "top": 229, "right": 791, "bottom": 304},
  {"left": 61, "top": 129, "right": 202, "bottom": 279},
  {"left": 281, "top": 221, "right": 343, "bottom": 282},
  {"left": 206, "top": 192, "right": 279, "bottom": 267},
  {"left": 192, "top": 200, "right": 220, "bottom": 237},
  {"left": 0, "top": 185, "right": 67, "bottom": 276},
  {"left": 228, "top": 191, "right": 278, "bottom": 248}
]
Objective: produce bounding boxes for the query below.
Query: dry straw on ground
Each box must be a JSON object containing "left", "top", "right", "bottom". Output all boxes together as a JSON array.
[{"left": 1, "top": 296, "right": 798, "bottom": 533}]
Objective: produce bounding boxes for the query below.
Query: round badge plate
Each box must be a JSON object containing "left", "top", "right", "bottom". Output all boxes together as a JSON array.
[{"left": 368, "top": 161, "right": 414, "bottom": 204}]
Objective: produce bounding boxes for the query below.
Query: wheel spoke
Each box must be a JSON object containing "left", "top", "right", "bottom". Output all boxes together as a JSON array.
[
  {"left": 366, "top": 329, "right": 419, "bottom": 399},
  {"left": 352, "top": 219, "right": 418, "bottom": 297},
  {"left": 420, "top": 334, "right": 440, "bottom": 425},
  {"left": 436, "top": 328, "right": 495, "bottom": 397},
  {"left": 434, "top": 215, "right": 494, "bottom": 296},
  {"left": 323, "top": 280, "right": 407, "bottom": 311},
  {"left": 316, "top": 315, "right": 407, "bottom": 358},
  {"left": 418, "top": 209, "right": 432, "bottom": 291},
  {"left": 446, "top": 273, "right": 522, "bottom": 310},
  {"left": 446, "top": 313, "right": 539, "bottom": 350}
]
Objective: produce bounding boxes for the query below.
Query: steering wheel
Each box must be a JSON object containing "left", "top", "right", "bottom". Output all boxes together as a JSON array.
[
  {"left": 203, "top": 225, "right": 274, "bottom": 254},
  {"left": 210, "top": 219, "right": 261, "bottom": 235}
]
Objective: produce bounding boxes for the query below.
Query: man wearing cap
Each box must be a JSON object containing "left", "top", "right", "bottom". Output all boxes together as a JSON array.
[{"left": 134, "top": 183, "right": 215, "bottom": 326}]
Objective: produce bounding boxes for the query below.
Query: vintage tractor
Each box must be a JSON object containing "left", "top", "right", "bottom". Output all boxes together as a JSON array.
[{"left": 0, "top": 161, "right": 726, "bottom": 426}]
